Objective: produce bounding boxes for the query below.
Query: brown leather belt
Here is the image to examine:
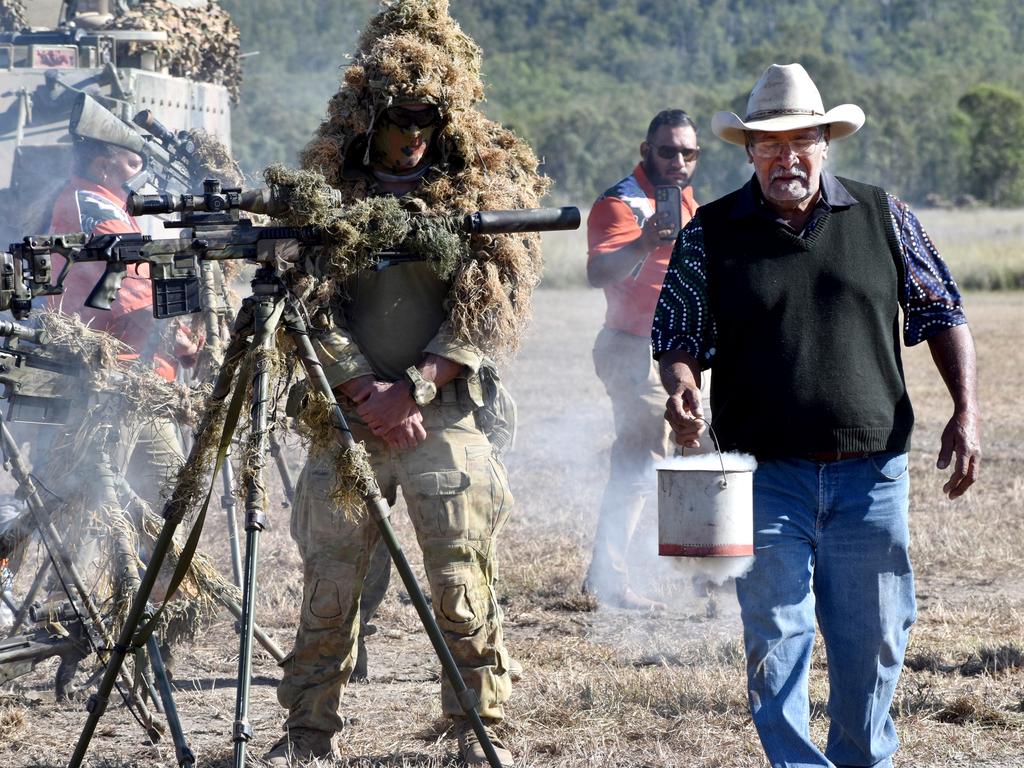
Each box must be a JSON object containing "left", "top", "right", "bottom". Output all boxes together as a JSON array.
[{"left": 805, "top": 450, "right": 874, "bottom": 462}]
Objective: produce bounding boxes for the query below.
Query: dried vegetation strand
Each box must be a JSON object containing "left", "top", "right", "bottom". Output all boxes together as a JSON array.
[
  {"left": 294, "top": 0, "right": 550, "bottom": 358},
  {"left": 36, "top": 309, "right": 205, "bottom": 427},
  {"left": 293, "top": 391, "right": 380, "bottom": 515},
  {"left": 29, "top": 311, "right": 227, "bottom": 639},
  {"left": 191, "top": 129, "right": 245, "bottom": 187}
]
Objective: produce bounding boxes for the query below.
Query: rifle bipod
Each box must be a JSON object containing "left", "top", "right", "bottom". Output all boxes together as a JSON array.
[{"left": 67, "top": 262, "right": 508, "bottom": 768}]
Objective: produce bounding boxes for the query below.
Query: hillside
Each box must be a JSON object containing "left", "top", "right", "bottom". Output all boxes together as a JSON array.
[{"left": 220, "top": 0, "right": 1024, "bottom": 205}]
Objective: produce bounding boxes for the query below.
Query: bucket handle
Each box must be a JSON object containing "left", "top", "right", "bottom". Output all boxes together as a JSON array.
[{"left": 694, "top": 417, "right": 728, "bottom": 489}]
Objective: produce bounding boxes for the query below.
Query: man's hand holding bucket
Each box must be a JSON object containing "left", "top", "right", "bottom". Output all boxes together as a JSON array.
[{"left": 658, "top": 350, "right": 706, "bottom": 449}]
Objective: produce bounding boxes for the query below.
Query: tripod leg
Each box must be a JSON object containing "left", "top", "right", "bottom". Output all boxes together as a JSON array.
[
  {"left": 0, "top": 412, "right": 163, "bottom": 741},
  {"left": 9, "top": 558, "right": 49, "bottom": 634},
  {"left": 147, "top": 627, "right": 195, "bottom": 767},
  {"left": 231, "top": 284, "right": 281, "bottom": 768},
  {"left": 221, "top": 451, "right": 244, "bottom": 588},
  {"left": 112, "top": 440, "right": 283, "bottom": 663},
  {"left": 286, "top": 313, "right": 506, "bottom": 768},
  {"left": 268, "top": 432, "right": 296, "bottom": 506},
  {"left": 218, "top": 592, "right": 285, "bottom": 663}
]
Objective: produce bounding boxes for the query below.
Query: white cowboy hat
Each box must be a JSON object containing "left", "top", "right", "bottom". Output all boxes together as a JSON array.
[{"left": 712, "top": 63, "right": 865, "bottom": 146}]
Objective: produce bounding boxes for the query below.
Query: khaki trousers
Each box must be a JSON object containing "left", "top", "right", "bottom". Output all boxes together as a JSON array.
[
  {"left": 586, "top": 327, "right": 711, "bottom": 596},
  {"left": 277, "top": 395, "right": 514, "bottom": 733}
]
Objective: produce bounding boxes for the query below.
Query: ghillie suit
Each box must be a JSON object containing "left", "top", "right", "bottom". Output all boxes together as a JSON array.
[
  {"left": 101, "top": 0, "right": 242, "bottom": 102},
  {"left": 292, "top": 0, "right": 550, "bottom": 358},
  {"left": 24, "top": 310, "right": 237, "bottom": 646},
  {"left": 191, "top": 128, "right": 245, "bottom": 188},
  {"left": 265, "top": 2, "right": 543, "bottom": 754}
]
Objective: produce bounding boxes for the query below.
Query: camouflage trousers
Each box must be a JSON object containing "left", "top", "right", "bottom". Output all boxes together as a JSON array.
[{"left": 277, "top": 394, "right": 514, "bottom": 733}]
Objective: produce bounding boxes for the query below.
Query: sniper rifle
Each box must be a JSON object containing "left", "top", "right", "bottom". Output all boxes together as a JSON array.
[{"left": 0, "top": 179, "right": 581, "bottom": 320}]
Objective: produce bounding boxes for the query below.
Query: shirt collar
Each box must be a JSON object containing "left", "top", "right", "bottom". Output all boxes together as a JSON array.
[{"left": 731, "top": 170, "right": 858, "bottom": 220}]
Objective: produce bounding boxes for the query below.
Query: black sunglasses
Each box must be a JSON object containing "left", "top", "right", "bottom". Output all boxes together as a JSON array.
[
  {"left": 385, "top": 106, "right": 440, "bottom": 129},
  {"left": 655, "top": 145, "right": 701, "bottom": 161}
]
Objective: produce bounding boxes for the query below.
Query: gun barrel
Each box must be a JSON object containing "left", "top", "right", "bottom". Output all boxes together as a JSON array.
[
  {"left": 463, "top": 207, "right": 581, "bottom": 234},
  {"left": 0, "top": 320, "right": 43, "bottom": 344}
]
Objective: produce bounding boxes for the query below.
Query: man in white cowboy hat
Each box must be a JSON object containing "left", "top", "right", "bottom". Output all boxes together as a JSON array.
[{"left": 652, "top": 63, "right": 980, "bottom": 767}]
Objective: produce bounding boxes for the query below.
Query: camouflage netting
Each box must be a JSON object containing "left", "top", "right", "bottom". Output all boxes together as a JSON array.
[
  {"left": 294, "top": 0, "right": 550, "bottom": 359},
  {"left": 35, "top": 310, "right": 204, "bottom": 432},
  {"left": 104, "top": 0, "right": 242, "bottom": 101},
  {"left": 293, "top": 391, "right": 379, "bottom": 515},
  {"left": 265, "top": 164, "right": 468, "bottom": 283},
  {"left": 191, "top": 129, "right": 245, "bottom": 188},
  {"left": 0, "top": 0, "right": 26, "bottom": 31},
  {"left": 103, "top": 499, "right": 238, "bottom": 646}
]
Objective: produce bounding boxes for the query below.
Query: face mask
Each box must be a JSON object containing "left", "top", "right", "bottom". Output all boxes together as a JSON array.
[{"left": 370, "top": 118, "right": 437, "bottom": 174}]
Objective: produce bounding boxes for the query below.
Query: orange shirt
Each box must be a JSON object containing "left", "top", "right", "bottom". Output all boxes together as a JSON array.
[
  {"left": 48, "top": 177, "right": 177, "bottom": 381},
  {"left": 587, "top": 164, "right": 698, "bottom": 337}
]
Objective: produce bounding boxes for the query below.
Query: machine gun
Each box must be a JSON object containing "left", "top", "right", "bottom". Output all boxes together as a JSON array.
[
  {"left": 1, "top": 179, "right": 582, "bottom": 320},
  {"left": 0, "top": 599, "right": 93, "bottom": 700}
]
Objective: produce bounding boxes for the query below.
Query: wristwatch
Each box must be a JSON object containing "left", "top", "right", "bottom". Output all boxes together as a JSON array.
[{"left": 405, "top": 365, "right": 437, "bottom": 406}]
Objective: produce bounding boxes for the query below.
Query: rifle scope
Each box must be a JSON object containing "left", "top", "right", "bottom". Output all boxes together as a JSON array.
[{"left": 133, "top": 110, "right": 196, "bottom": 157}]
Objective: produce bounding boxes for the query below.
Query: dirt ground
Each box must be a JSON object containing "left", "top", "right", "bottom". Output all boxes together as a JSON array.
[{"left": 1, "top": 288, "right": 1022, "bottom": 767}]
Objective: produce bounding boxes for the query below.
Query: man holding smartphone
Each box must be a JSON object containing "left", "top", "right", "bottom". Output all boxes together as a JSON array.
[{"left": 584, "top": 109, "right": 701, "bottom": 610}]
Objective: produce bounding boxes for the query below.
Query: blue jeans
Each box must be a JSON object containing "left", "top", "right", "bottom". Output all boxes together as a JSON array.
[{"left": 735, "top": 454, "right": 916, "bottom": 768}]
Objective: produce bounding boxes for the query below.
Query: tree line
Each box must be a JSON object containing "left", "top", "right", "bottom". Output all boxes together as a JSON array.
[{"left": 220, "top": 0, "right": 1024, "bottom": 206}]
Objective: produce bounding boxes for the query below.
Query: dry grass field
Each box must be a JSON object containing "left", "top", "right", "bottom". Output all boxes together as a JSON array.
[{"left": 0, "top": 269, "right": 1021, "bottom": 763}]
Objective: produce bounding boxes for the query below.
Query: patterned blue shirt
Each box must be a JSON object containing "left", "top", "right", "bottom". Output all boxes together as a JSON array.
[{"left": 651, "top": 173, "right": 967, "bottom": 366}]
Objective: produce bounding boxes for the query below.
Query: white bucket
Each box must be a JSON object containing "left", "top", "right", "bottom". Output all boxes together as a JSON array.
[{"left": 657, "top": 450, "right": 757, "bottom": 557}]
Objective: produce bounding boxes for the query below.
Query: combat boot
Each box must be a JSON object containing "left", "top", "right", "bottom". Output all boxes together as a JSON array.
[
  {"left": 262, "top": 727, "right": 335, "bottom": 766},
  {"left": 455, "top": 717, "right": 514, "bottom": 767}
]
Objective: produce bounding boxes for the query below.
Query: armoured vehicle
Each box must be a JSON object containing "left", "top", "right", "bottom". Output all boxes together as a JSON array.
[{"left": 0, "top": 0, "right": 235, "bottom": 245}]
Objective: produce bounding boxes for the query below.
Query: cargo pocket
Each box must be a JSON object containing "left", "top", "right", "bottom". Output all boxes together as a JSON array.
[
  {"left": 409, "top": 468, "right": 471, "bottom": 536},
  {"left": 431, "top": 561, "right": 486, "bottom": 634}
]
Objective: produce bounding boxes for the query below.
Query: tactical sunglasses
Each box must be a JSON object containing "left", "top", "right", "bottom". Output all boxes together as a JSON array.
[
  {"left": 655, "top": 145, "right": 701, "bottom": 162},
  {"left": 385, "top": 106, "right": 441, "bottom": 129}
]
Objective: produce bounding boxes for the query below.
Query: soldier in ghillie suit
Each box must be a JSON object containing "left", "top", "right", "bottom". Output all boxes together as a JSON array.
[{"left": 263, "top": 1, "right": 547, "bottom": 766}]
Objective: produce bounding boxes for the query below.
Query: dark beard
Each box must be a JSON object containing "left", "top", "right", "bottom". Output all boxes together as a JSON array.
[{"left": 642, "top": 153, "right": 690, "bottom": 189}]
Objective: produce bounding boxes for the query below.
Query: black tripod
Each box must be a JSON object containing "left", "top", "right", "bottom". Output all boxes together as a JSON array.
[{"left": 67, "top": 258, "right": 510, "bottom": 768}]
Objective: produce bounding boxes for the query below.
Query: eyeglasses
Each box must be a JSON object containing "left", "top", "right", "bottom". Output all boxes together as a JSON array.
[
  {"left": 748, "top": 133, "right": 823, "bottom": 159},
  {"left": 385, "top": 105, "right": 440, "bottom": 129},
  {"left": 655, "top": 145, "right": 701, "bottom": 162}
]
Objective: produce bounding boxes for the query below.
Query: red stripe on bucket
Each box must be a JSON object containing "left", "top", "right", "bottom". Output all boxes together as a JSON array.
[{"left": 659, "top": 544, "right": 754, "bottom": 557}]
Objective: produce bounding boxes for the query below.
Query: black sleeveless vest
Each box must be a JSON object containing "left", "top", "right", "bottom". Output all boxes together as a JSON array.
[{"left": 699, "top": 177, "right": 913, "bottom": 458}]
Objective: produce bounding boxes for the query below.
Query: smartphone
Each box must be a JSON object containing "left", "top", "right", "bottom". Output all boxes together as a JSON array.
[{"left": 654, "top": 185, "right": 682, "bottom": 241}]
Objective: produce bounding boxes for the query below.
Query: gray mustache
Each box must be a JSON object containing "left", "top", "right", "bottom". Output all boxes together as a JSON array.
[{"left": 770, "top": 168, "right": 808, "bottom": 182}]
